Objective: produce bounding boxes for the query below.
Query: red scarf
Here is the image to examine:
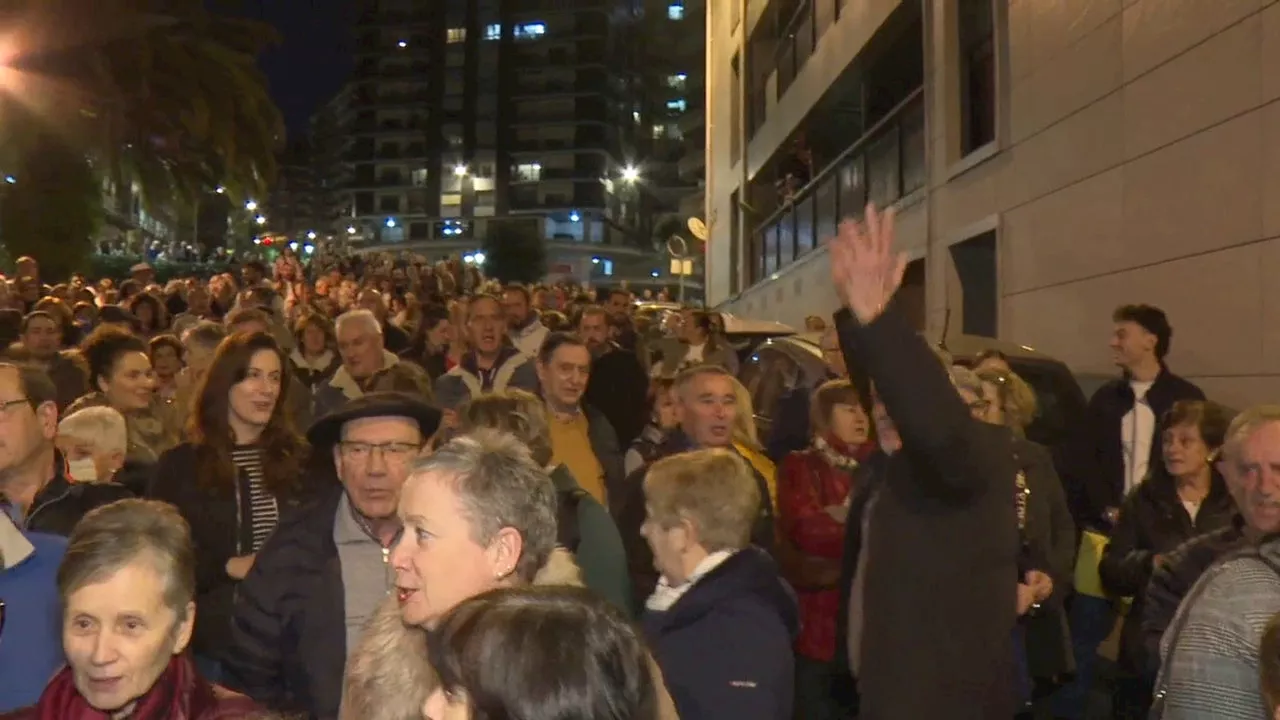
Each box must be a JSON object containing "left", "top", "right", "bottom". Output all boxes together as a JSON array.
[{"left": 31, "top": 654, "right": 231, "bottom": 720}]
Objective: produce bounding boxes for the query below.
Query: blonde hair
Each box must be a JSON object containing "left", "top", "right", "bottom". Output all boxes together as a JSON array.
[
  {"left": 58, "top": 406, "right": 128, "bottom": 457},
  {"left": 728, "top": 376, "right": 760, "bottom": 451},
  {"left": 974, "top": 367, "right": 1038, "bottom": 435},
  {"left": 643, "top": 448, "right": 759, "bottom": 552},
  {"left": 456, "top": 390, "right": 553, "bottom": 467}
]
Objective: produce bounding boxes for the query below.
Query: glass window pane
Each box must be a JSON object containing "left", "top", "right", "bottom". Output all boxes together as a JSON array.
[
  {"left": 777, "top": 208, "right": 794, "bottom": 267},
  {"left": 839, "top": 155, "right": 866, "bottom": 220},
  {"left": 764, "top": 223, "right": 779, "bottom": 276},
  {"left": 867, "top": 126, "right": 900, "bottom": 207},
  {"left": 794, "top": 195, "right": 815, "bottom": 257},
  {"left": 814, "top": 174, "right": 838, "bottom": 244}
]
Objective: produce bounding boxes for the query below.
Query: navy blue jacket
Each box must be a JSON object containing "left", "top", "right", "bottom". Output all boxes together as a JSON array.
[{"left": 642, "top": 547, "right": 798, "bottom": 720}]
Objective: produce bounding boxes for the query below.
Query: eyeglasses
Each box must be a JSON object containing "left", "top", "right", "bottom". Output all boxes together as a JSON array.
[{"left": 338, "top": 441, "right": 420, "bottom": 464}]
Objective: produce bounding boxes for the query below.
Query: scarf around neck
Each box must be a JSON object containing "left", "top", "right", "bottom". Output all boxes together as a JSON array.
[
  {"left": 31, "top": 654, "right": 231, "bottom": 720},
  {"left": 646, "top": 550, "right": 735, "bottom": 612}
]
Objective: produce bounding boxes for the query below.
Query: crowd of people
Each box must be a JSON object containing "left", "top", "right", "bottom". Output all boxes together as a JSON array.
[{"left": 3, "top": 204, "right": 1280, "bottom": 720}]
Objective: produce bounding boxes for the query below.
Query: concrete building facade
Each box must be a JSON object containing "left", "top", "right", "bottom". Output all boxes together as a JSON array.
[{"left": 704, "top": 0, "right": 1280, "bottom": 408}]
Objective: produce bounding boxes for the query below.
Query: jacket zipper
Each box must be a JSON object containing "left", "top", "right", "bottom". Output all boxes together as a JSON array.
[{"left": 24, "top": 486, "right": 72, "bottom": 529}]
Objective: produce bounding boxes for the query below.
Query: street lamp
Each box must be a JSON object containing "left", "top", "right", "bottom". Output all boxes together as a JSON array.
[
  {"left": 306, "top": 230, "right": 317, "bottom": 240},
  {"left": 622, "top": 165, "right": 640, "bottom": 183},
  {"left": 347, "top": 225, "right": 357, "bottom": 235},
  {"left": 215, "top": 186, "right": 225, "bottom": 194},
  {"left": 255, "top": 215, "right": 266, "bottom": 225},
  {"left": 245, "top": 200, "right": 258, "bottom": 211},
  {"left": 385, "top": 218, "right": 397, "bottom": 228}
]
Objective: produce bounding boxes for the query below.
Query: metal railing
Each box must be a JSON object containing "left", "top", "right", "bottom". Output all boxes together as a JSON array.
[{"left": 746, "top": 87, "right": 925, "bottom": 286}]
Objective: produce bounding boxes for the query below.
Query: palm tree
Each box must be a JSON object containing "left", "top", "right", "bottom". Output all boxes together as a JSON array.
[{"left": 0, "top": 0, "right": 285, "bottom": 274}]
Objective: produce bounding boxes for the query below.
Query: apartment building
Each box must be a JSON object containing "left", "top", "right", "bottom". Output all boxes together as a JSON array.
[
  {"left": 318, "top": 0, "right": 688, "bottom": 289},
  {"left": 704, "top": 0, "right": 1280, "bottom": 408}
]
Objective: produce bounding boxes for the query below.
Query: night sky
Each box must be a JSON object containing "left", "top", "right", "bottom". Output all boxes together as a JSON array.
[{"left": 238, "top": 0, "right": 352, "bottom": 136}]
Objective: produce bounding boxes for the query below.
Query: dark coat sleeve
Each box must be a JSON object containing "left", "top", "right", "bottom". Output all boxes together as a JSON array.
[
  {"left": 1062, "top": 388, "right": 1112, "bottom": 528},
  {"left": 1025, "top": 441, "right": 1076, "bottom": 605},
  {"left": 1098, "top": 489, "right": 1155, "bottom": 597},
  {"left": 833, "top": 307, "right": 1003, "bottom": 499},
  {"left": 765, "top": 389, "right": 811, "bottom": 463},
  {"left": 221, "top": 528, "right": 291, "bottom": 706}
]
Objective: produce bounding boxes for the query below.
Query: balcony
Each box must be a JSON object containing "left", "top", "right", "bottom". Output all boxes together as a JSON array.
[
  {"left": 375, "top": 144, "right": 429, "bottom": 160},
  {"left": 356, "top": 9, "right": 432, "bottom": 28},
  {"left": 747, "top": 89, "right": 925, "bottom": 285},
  {"left": 354, "top": 61, "right": 431, "bottom": 80}
]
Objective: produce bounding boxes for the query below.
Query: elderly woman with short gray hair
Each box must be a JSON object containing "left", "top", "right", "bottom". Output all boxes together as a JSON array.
[
  {"left": 0, "top": 499, "right": 263, "bottom": 720},
  {"left": 340, "top": 429, "right": 679, "bottom": 720}
]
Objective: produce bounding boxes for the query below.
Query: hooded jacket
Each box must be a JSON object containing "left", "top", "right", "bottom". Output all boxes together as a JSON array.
[{"left": 339, "top": 549, "right": 681, "bottom": 720}]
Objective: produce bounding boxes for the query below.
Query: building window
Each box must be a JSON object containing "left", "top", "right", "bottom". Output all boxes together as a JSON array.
[
  {"left": 411, "top": 169, "right": 428, "bottom": 187},
  {"left": 652, "top": 124, "right": 666, "bottom": 139},
  {"left": 950, "top": 230, "right": 997, "bottom": 337},
  {"left": 958, "top": 0, "right": 996, "bottom": 155},
  {"left": 667, "top": 73, "right": 687, "bottom": 89},
  {"left": 668, "top": 3, "right": 684, "bottom": 20},
  {"left": 514, "top": 22, "right": 546, "bottom": 40},
  {"left": 516, "top": 162, "right": 542, "bottom": 181},
  {"left": 484, "top": 23, "right": 501, "bottom": 40},
  {"left": 441, "top": 193, "right": 462, "bottom": 205},
  {"left": 447, "top": 28, "right": 466, "bottom": 44},
  {"left": 666, "top": 98, "right": 687, "bottom": 113}
]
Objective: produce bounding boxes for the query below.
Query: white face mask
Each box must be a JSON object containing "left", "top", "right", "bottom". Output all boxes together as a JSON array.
[{"left": 66, "top": 458, "right": 100, "bottom": 483}]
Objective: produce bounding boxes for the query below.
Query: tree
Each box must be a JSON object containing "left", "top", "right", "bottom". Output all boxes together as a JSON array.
[
  {"left": 0, "top": 1, "right": 284, "bottom": 274},
  {"left": 481, "top": 220, "right": 547, "bottom": 285}
]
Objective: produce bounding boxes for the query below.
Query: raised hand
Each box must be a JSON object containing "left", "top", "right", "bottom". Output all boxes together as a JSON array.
[{"left": 828, "top": 204, "right": 906, "bottom": 325}]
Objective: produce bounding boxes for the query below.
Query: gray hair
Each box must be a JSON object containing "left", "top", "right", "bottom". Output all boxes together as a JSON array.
[
  {"left": 58, "top": 406, "right": 128, "bottom": 456},
  {"left": 335, "top": 308, "right": 382, "bottom": 337},
  {"left": 58, "top": 499, "right": 196, "bottom": 619},
  {"left": 408, "top": 428, "right": 557, "bottom": 582},
  {"left": 1221, "top": 405, "right": 1280, "bottom": 463}
]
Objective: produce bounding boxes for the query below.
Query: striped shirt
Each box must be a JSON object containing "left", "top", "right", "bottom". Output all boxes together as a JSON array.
[
  {"left": 231, "top": 446, "right": 279, "bottom": 551},
  {"left": 1156, "top": 546, "right": 1280, "bottom": 719}
]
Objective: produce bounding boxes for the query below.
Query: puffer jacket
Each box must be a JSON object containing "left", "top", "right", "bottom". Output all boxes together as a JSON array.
[{"left": 339, "top": 549, "right": 681, "bottom": 720}]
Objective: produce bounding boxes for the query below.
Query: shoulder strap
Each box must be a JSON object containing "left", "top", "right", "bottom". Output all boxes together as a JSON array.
[{"left": 1149, "top": 548, "right": 1280, "bottom": 718}]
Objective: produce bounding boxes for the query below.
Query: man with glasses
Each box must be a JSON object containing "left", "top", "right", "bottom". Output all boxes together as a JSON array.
[
  {"left": 0, "top": 363, "right": 130, "bottom": 536},
  {"left": 223, "top": 392, "right": 440, "bottom": 720}
]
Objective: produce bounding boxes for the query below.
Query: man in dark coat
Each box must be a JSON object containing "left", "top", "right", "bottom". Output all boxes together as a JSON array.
[
  {"left": 222, "top": 392, "right": 441, "bottom": 720},
  {"left": 830, "top": 206, "right": 1018, "bottom": 720}
]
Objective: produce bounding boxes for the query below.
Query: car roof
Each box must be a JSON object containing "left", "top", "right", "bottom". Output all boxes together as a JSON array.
[
  {"left": 785, "top": 331, "right": 1059, "bottom": 362},
  {"left": 721, "top": 314, "right": 795, "bottom": 336}
]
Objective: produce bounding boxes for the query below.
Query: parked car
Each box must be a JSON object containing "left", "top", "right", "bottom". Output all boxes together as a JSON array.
[{"left": 739, "top": 332, "right": 1088, "bottom": 457}]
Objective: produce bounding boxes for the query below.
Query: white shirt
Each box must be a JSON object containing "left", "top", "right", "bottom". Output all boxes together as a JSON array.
[{"left": 1122, "top": 380, "right": 1156, "bottom": 495}]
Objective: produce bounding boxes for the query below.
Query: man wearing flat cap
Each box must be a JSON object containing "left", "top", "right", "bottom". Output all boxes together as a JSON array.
[{"left": 222, "top": 392, "right": 442, "bottom": 720}]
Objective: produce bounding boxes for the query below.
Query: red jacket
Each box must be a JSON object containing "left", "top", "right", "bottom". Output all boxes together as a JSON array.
[{"left": 778, "top": 444, "right": 868, "bottom": 661}]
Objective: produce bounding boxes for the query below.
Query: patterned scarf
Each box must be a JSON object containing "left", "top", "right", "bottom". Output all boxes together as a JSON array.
[{"left": 812, "top": 434, "right": 868, "bottom": 472}]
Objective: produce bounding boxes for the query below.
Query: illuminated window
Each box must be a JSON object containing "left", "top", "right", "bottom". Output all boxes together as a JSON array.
[
  {"left": 632, "top": 110, "right": 642, "bottom": 124},
  {"left": 447, "top": 28, "right": 466, "bottom": 43},
  {"left": 516, "top": 162, "right": 542, "bottom": 181},
  {"left": 668, "top": 3, "right": 684, "bottom": 20},
  {"left": 441, "top": 193, "right": 462, "bottom": 205},
  {"left": 667, "top": 73, "right": 687, "bottom": 89},
  {"left": 652, "top": 124, "right": 666, "bottom": 139},
  {"left": 514, "top": 22, "right": 546, "bottom": 40},
  {"left": 666, "top": 98, "right": 687, "bottom": 113},
  {"left": 484, "top": 24, "right": 501, "bottom": 40}
]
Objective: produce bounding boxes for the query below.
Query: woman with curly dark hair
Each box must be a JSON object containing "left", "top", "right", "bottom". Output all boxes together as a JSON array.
[
  {"left": 149, "top": 331, "right": 311, "bottom": 681},
  {"left": 66, "top": 324, "right": 181, "bottom": 464},
  {"left": 128, "top": 292, "right": 166, "bottom": 338}
]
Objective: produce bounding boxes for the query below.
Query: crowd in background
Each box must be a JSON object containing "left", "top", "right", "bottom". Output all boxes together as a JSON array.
[{"left": 4, "top": 206, "right": 1280, "bottom": 720}]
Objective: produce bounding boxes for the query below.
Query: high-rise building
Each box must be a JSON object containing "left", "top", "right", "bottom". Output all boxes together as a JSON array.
[
  {"left": 640, "top": 0, "right": 707, "bottom": 298},
  {"left": 315, "top": 0, "right": 687, "bottom": 289},
  {"left": 705, "top": 0, "right": 1280, "bottom": 408}
]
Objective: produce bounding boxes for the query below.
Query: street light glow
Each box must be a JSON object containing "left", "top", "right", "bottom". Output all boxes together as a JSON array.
[
  {"left": 385, "top": 218, "right": 397, "bottom": 228},
  {"left": 255, "top": 215, "right": 266, "bottom": 225},
  {"left": 622, "top": 165, "right": 640, "bottom": 182},
  {"left": 398, "top": 40, "right": 408, "bottom": 48},
  {"left": 306, "top": 230, "right": 317, "bottom": 240},
  {"left": 215, "top": 186, "right": 225, "bottom": 194},
  {"left": 473, "top": 252, "right": 486, "bottom": 264},
  {"left": 347, "top": 225, "right": 357, "bottom": 235},
  {"left": 245, "top": 200, "right": 258, "bottom": 211},
  {"left": 453, "top": 164, "right": 468, "bottom": 177}
]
